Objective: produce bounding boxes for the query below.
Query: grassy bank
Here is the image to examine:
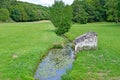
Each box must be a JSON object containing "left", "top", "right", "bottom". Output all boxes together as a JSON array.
[
  {"left": 62, "top": 22, "right": 120, "bottom": 80},
  {"left": 0, "top": 21, "right": 63, "bottom": 80}
]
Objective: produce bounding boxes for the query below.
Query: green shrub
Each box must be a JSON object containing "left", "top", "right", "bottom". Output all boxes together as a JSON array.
[
  {"left": 72, "top": 0, "right": 88, "bottom": 24},
  {"left": 0, "top": 8, "right": 10, "bottom": 22},
  {"left": 50, "top": 1, "right": 72, "bottom": 35},
  {"left": 53, "top": 43, "right": 63, "bottom": 49},
  {"left": 25, "top": 8, "right": 38, "bottom": 21},
  {"left": 9, "top": 5, "right": 28, "bottom": 22}
]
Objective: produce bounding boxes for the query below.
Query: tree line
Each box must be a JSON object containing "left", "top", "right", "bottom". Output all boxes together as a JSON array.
[
  {"left": 72, "top": 0, "right": 120, "bottom": 24},
  {"left": 0, "top": 0, "right": 119, "bottom": 23},
  {"left": 0, "top": 0, "right": 49, "bottom": 22}
]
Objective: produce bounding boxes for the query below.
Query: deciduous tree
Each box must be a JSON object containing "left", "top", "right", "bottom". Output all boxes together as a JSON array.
[{"left": 50, "top": 1, "right": 72, "bottom": 35}]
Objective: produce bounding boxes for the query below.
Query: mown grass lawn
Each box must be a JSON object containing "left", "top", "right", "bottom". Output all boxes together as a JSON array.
[
  {"left": 62, "top": 22, "right": 120, "bottom": 80},
  {"left": 0, "top": 21, "right": 63, "bottom": 80}
]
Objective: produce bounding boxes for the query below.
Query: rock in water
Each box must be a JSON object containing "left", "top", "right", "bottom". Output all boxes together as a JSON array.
[{"left": 74, "top": 32, "right": 97, "bottom": 52}]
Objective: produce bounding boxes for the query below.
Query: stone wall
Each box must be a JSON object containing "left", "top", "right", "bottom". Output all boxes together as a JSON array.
[{"left": 74, "top": 32, "right": 97, "bottom": 52}]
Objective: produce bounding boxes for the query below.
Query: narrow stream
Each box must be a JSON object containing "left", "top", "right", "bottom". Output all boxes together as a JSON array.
[{"left": 34, "top": 43, "right": 74, "bottom": 80}]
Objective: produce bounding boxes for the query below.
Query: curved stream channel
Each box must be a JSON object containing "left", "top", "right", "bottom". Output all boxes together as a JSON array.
[{"left": 34, "top": 42, "right": 74, "bottom": 80}]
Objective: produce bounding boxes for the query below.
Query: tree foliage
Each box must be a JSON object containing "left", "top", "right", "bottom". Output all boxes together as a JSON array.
[
  {"left": 0, "top": 0, "right": 49, "bottom": 22},
  {"left": 9, "top": 5, "right": 28, "bottom": 22},
  {"left": 72, "top": 0, "right": 88, "bottom": 24},
  {"left": 50, "top": 1, "right": 72, "bottom": 35},
  {"left": 0, "top": 0, "right": 119, "bottom": 23},
  {"left": 105, "top": 0, "right": 120, "bottom": 22},
  {"left": 72, "top": 0, "right": 120, "bottom": 23},
  {"left": 0, "top": 8, "right": 9, "bottom": 22}
]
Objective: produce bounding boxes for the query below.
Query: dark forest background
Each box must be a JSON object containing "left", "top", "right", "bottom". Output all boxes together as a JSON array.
[{"left": 0, "top": 0, "right": 120, "bottom": 23}]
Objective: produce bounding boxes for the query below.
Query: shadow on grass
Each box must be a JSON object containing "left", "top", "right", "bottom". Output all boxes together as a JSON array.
[{"left": 43, "top": 29, "right": 56, "bottom": 33}]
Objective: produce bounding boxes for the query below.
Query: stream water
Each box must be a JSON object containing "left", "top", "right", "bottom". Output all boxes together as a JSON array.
[{"left": 34, "top": 43, "right": 74, "bottom": 80}]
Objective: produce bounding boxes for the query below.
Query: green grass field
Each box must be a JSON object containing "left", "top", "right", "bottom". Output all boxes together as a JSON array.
[
  {"left": 0, "top": 21, "right": 63, "bottom": 80},
  {"left": 0, "top": 22, "right": 120, "bottom": 80},
  {"left": 62, "top": 22, "right": 120, "bottom": 80}
]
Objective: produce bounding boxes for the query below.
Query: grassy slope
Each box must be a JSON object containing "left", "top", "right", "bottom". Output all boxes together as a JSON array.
[
  {"left": 62, "top": 22, "right": 120, "bottom": 80},
  {"left": 0, "top": 21, "right": 63, "bottom": 80}
]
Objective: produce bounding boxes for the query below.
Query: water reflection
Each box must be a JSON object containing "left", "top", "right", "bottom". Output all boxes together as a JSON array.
[{"left": 34, "top": 44, "right": 74, "bottom": 80}]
